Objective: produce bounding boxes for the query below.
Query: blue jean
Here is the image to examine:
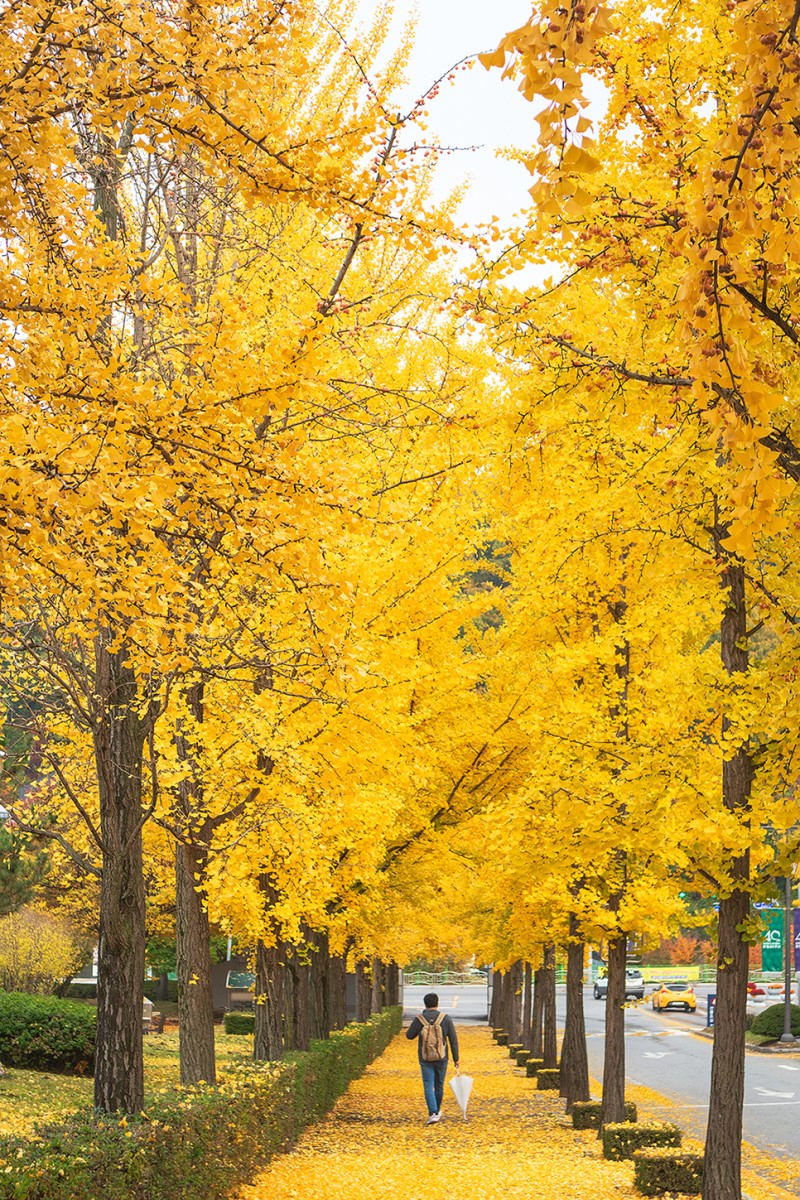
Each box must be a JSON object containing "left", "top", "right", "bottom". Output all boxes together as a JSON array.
[{"left": 420, "top": 1057, "right": 448, "bottom": 1114}]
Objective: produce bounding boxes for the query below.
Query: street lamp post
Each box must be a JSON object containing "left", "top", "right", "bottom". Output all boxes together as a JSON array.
[{"left": 780, "top": 873, "right": 795, "bottom": 1044}]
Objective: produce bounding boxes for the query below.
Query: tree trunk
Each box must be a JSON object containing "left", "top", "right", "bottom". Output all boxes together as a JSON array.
[
  {"left": 328, "top": 954, "right": 347, "bottom": 1029},
  {"left": 370, "top": 957, "right": 383, "bottom": 1014},
  {"left": 176, "top": 838, "right": 216, "bottom": 1085},
  {"left": 542, "top": 945, "right": 558, "bottom": 1069},
  {"left": 531, "top": 965, "right": 545, "bottom": 1059},
  {"left": 254, "top": 939, "right": 284, "bottom": 1061},
  {"left": 93, "top": 636, "right": 147, "bottom": 1114},
  {"left": 309, "top": 930, "right": 329, "bottom": 1040},
  {"left": 173, "top": 678, "right": 216, "bottom": 1087},
  {"left": 501, "top": 970, "right": 514, "bottom": 1034},
  {"left": 283, "top": 953, "right": 295, "bottom": 1050},
  {"left": 522, "top": 962, "right": 533, "bottom": 1051},
  {"left": 703, "top": 554, "right": 752, "bottom": 1200},
  {"left": 385, "top": 962, "right": 400, "bottom": 1007},
  {"left": 560, "top": 930, "right": 590, "bottom": 1111},
  {"left": 291, "top": 947, "right": 311, "bottom": 1051},
  {"left": 489, "top": 968, "right": 501, "bottom": 1028},
  {"left": 355, "top": 959, "right": 371, "bottom": 1022},
  {"left": 509, "top": 959, "right": 524, "bottom": 1043},
  {"left": 600, "top": 934, "right": 627, "bottom": 1128}
]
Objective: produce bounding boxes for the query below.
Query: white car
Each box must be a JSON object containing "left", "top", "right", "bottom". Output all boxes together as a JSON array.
[{"left": 593, "top": 968, "right": 645, "bottom": 1000}]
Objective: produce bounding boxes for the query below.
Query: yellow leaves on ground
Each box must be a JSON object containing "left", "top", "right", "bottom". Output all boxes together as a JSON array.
[
  {"left": 621, "top": 1077, "right": 800, "bottom": 1200},
  {"left": 0, "top": 1030, "right": 250, "bottom": 1137},
  {"left": 239, "top": 1028, "right": 637, "bottom": 1200}
]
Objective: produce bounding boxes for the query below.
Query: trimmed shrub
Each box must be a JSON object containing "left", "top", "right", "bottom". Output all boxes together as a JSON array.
[
  {"left": 633, "top": 1147, "right": 703, "bottom": 1195},
  {"left": 0, "top": 992, "right": 95, "bottom": 1074},
  {"left": 224, "top": 1012, "right": 255, "bottom": 1035},
  {"left": 0, "top": 1006, "right": 402, "bottom": 1200},
  {"left": 749, "top": 1002, "right": 800, "bottom": 1040},
  {"left": 64, "top": 983, "right": 97, "bottom": 1000},
  {"left": 536, "top": 1068, "right": 560, "bottom": 1090},
  {"left": 508, "top": 1043, "right": 523, "bottom": 1058},
  {"left": 515, "top": 1049, "right": 530, "bottom": 1066},
  {"left": 495, "top": 1032, "right": 508, "bottom": 1045},
  {"left": 525, "top": 1057, "right": 544, "bottom": 1077},
  {"left": 603, "top": 1121, "right": 682, "bottom": 1161},
  {"left": 491, "top": 1028, "right": 504, "bottom": 1041},
  {"left": 572, "top": 1100, "right": 637, "bottom": 1130}
]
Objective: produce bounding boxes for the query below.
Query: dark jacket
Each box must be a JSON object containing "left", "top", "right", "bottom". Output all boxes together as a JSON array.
[{"left": 406, "top": 1007, "right": 459, "bottom": 1063}]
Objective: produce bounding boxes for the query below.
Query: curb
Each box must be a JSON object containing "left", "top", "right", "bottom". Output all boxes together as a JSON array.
[{"left": 695, "top": 1026, "right": 800, "bottom": 1056}]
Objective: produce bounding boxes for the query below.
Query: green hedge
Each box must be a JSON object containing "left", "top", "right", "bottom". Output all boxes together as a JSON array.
[
  {"left": 224, "top": 1012, "right": 255, "bottom": 1035},
  {"left": 525, "top": 1057, "right": 544, "bottom": 1077},
  {"left": 515, "top": 1049, "right": 530, "bottom": 1066},
  {"left": 495, "top": 1031, "right": 508, "bottom": 1045},
  {"left": 633, "top": 1148, "right": 703, "bottom": 1195},
  {"left": 749, "top": 1003, "right": 800, "bottom": 1040},
  {"left": 63, "top": 984, "right": 97, "bottom": 1000},
  {"left": 572, "top": 1100, "right": 637, "bottom": 1130},
  {"left": 603, "top": 1121, "right": 682, "bottom": 1161},
  {"left": 536, "top": 1068, "right": 560, "bottom": 1090},
  {"left": 508, "top": 1043, "right": 523, "bottom": 1059},
  {"left": 0, "top": 1006, "right": 402, "bottom": 1200},
  {"left": 0, "top": 992, "right": 95, "bottom": 1075}
]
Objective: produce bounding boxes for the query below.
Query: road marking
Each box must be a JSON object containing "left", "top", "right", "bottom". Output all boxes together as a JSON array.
[
  {"left": 753, "top": 1087, "right": 795, "bottom": 1099},
  {"left": 643, "top": 1051, "right": 674, "bottom": 1059},
  {"left": 777, "top": 1064, "right": 800, "bottom": 1071},
  {"left": 668, "top": 1100, "right": 800, "bottom": 1109}
]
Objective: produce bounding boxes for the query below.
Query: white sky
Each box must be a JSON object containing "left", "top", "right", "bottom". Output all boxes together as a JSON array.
[{"left": 353, "top": 0, "right": 537, "bottom": 226}]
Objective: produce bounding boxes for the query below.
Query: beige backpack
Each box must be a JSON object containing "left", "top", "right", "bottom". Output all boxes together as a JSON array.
[{"left": 418, "top": 1011, "right": 446, "bottom": 1061}]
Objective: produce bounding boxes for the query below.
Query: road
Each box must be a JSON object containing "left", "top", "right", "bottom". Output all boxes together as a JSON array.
[
  {"left": 403, "top": 983, "right": 489, "bottom": 1024},
  {"left": 576, "top": 987, "right": 800, "bottom": 1161},
  {"left": 403, "top": 983, "right": 800, "bottom": 1160}
]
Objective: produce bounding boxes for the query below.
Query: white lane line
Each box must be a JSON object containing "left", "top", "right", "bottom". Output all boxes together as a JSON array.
[
  {"left": 753, "top": 1087, "right": 795, "bottom": 1098},
  {"left": 777, "top": 1064, "right": 800, "bottom": 1071},
  {"left": 666, "top": 1100, "right": 800, "bottom": 1109},
  {"left": 643, "top": 1051, "right": 674, "bottom": 1059}
]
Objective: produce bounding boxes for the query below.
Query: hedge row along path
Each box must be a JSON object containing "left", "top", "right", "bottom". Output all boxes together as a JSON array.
[
  {"left": 238, "top": 1027, "right": 800, "bottom": 1200},
  {"left": 240, "top": 1027, "right": 634, "bottom": 1200},
  {"left": 617, "top": 1077, "right": 800, "bottom": 1200}
]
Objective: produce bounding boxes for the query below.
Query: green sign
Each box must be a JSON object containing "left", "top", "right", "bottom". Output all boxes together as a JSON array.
[
  {"left": 225, "top": 971, "right": 255, "bottom": 990},
  {"left": 762, "top": 909, "right": 784, "bottom": 972}
]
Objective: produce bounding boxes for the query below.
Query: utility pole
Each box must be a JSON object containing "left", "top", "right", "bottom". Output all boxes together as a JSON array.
[{"left": 780, "top": 873, "right": 795, "bottom": 1044}]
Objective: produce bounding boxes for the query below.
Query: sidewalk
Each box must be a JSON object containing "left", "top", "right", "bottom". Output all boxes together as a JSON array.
[{"left": 238, "top": 1027, "right": 639, "bottom": 1200}]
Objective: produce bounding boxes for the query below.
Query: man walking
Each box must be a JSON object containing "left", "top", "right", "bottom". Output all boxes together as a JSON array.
[{"left": 406, "top": 992, "right": 460, "bottom": 1124}]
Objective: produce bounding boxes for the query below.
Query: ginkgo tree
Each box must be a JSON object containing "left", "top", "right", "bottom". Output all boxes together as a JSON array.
[
  {"left": 0, "top": 0, "right": 479, "bottom": 1110},
  {"left": 477, "top": 1, "right": 800, "bottom": 1196}
]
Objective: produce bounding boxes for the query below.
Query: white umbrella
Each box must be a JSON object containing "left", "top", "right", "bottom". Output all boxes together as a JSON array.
[{"left": 449, "top": 1070, "right": 474, "bottom": 1120}]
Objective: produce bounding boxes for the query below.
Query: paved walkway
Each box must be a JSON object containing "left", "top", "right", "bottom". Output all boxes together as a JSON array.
[{"left": 238, "top": 1027, "right": 639, "bottom": 1200}]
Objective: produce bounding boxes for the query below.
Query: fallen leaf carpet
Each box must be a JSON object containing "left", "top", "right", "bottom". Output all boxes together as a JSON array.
[{"left": 237, "top": 1026, "right": 639, "bottom": 1200}]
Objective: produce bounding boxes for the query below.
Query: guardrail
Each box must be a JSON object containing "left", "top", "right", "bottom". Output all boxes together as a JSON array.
[
  {"left": 405, "top": 964, "right": 728, "bottom": 987},
  {"left": 403, "top": 968, "right": 569, "bottom": 986},
  {"left": 403, "top": 971, "right": 488, "bottom": 986}
]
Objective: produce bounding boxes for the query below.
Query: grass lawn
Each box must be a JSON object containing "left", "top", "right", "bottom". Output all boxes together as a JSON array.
[{"left": 0, "top": 1029, "right": 256, "bottom": 1138}]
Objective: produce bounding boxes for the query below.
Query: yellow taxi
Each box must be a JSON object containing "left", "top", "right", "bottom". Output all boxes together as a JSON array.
[{"left": 651, "top": 980, "right": 697, "bottom": 1013}]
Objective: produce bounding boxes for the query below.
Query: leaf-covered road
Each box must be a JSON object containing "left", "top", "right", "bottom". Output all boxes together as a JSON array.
[{"left": 238, "top": 1027, "right": 638, "bottom": 1200}]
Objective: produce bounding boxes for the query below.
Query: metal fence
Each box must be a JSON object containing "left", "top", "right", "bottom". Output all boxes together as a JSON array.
[
  {"left": 403, "top": 971, "right": 488, "bottom": 987},
  {"left": 405, "top": 964, "right": 728, "bottom": 987}
]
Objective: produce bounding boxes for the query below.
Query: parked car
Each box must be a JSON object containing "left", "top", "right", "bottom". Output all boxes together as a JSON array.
[
  {"left": 594, "top": 968, "right": 645, "bottom": 1000},
  {"left": 651, "top": 980, "right": 697, "bottom": 1012}
]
